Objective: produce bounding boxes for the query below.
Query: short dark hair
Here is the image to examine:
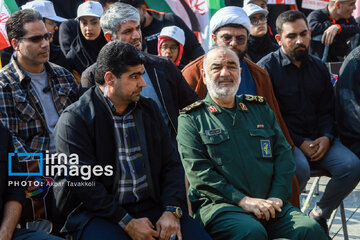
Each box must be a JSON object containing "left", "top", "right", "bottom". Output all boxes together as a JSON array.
[
  {"left": 276, "top": 10, "right": 308, "bottom": 34},
  {"left": 95, "top": 41, "right": 146, "bottom": 85},
  {"left": 117, "top": 0, "right": 145, "bottom": 8},
  {"left": 93, "top": 0, "right": 118, "bottom": 8},
  {"left": 6, "top": 9, "right": 43, "bottom": 43},
  {"left": 213, "top": 23, "right": 247, "bottom": 35}
]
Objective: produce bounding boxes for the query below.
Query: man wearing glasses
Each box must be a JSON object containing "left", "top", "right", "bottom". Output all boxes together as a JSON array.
[
  {"left": 181, "top": 6, "right": 300, "bottom": 207},
  {"left": 21, "top": 0, "right": 69, "bottom": 70},
  {"left": 0, "top": 9, "right": 78, "bottom": 236},
  {"left": 243, "top": 3, "right": 279, "bottom": 63}
]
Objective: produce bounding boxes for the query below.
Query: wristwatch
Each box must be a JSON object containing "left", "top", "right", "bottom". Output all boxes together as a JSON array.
[{"left": 165, "top": 206, "right": 183, "bottom": 219}]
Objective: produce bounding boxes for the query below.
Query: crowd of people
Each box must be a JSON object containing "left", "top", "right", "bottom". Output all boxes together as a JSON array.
[{"left": 0, "top": 0, "right": 360, "bottom": 239}]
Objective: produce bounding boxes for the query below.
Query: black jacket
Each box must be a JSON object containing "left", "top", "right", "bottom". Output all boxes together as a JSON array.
[
  {"left": 143, "top": 10, "right": 204, "bottom": 66},
  {"left": 49, "top": 43, "right": 71, "bottom": 71},
  {"left": 0, "top": 123, "right": 25, "bottom": 223},
  {"left": 59, "top": 20, "right": 78, "bottom": 56},
  {"left": 308, "top": 8, "right": 360, "bottom": 62},
  {"left": 54, "top": 86, "right": 185, "bottom": 237},
  {"left": 246, "top": 34, "right": 279, "bottom": 63},
  {"left": 66, "top": 24, "right": 107, "bottom": 75},
  {"left": 81, "top": 53, "right": 200, "bottom": 143},
  {"left": 336, "top": 46, "right": 360, "bottom": 157}
]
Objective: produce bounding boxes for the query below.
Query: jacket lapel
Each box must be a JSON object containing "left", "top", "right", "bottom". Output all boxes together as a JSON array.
[{"left": 133, "top": 102, "right": 156, "bottom": 200}]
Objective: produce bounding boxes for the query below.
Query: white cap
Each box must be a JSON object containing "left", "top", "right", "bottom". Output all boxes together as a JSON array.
[
  {"left": 76, "top": 1, "right": 103, "bottom": 19},
  {"left": 159, "top": 26, "right": 185, "bottom": 46},
  {"left": 210, "top": 6, "right": 251, "bottom": 34},
  {"left": 243, "top": 0, "right": 268, "bottom": 6},
  {"left": 21, "top": 0, "right": 67, "bottom": 22},
  {"left": 244, "top": 3, "right": 268, "bottom": 17}
]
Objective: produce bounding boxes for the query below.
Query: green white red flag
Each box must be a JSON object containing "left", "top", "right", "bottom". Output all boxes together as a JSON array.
[{"left": 0, "top": 0, "right": 19, "bottom": 50}]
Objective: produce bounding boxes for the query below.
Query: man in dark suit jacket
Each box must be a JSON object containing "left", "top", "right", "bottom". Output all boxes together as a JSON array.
[
  {"left": 80, "top": 2, "right": 200, "bottom": 146},
  {"left": 54, "top": 41, "right": 211, "bottom": 240}
]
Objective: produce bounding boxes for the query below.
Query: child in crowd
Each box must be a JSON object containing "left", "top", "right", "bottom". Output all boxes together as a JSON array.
[
  {"left": 244, "top": 3, "right": 279, "bottom": 62},
  {"left": 157, "top": 26, "right": 185, "bottom": 69},
  {"left": 66, "top": 1, "right": 107, "bottom": 84}
]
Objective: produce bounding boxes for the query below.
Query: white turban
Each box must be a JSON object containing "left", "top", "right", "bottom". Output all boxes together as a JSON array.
[{"left": 210, "top": 6, "right": 251, "bottom": 34}]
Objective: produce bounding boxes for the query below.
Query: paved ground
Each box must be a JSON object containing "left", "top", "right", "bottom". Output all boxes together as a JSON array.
[{"left": 300, "top": 177, "right": 360, "bottom": 240}]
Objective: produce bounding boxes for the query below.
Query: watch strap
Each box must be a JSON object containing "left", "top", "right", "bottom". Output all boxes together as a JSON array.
[{"left": 118, "top": 213, "right": 133, "bottom": 229}]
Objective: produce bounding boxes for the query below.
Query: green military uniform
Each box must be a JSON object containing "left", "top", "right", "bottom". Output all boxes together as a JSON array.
[{"left": 177, "top": 94, "right": 327, "bottom": 240}]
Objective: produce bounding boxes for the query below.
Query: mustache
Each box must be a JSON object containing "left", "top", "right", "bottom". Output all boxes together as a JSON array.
[
  {"left": 216, "top": 77, "right": 235, "bottom": 84},
  {"left": 294, "top": 44, "right": 307, "bottom": 50},
  {"left": 131, "top": 39, "right": 142, "bottom": 44},
  {"left": 134, "top": 88, "right": 143, "bottom": 94}
]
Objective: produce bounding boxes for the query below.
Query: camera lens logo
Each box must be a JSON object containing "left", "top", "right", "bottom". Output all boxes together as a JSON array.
[{"left": 8, "top": 151, "right": 43, "bottom": 176}]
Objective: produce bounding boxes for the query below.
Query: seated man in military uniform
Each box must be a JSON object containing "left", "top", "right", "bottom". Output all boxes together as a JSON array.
[{"left": 177, "top": 46, "right": 327, "bottom": 240}]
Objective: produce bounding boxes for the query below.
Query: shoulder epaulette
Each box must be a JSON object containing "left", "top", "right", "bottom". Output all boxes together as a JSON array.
[
  {"left": 243, "top": 94, "right": 266, "bottom": 104},
  {"left": 180, "top": 100, "right": 204, "bottom": 113}
]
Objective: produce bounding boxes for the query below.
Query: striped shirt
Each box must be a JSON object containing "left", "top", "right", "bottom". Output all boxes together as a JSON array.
[{"left": 106, "top": 100, "right": 149, "bottom": 205}]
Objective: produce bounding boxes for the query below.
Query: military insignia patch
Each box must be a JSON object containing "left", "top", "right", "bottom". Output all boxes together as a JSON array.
[
  {"left": 208, "top": 105, "right": 218, "bottom": 113},
  {"left": 260, "top": 139, "right": 272, "bottom": 158},
  {"left": 244, "top": 94, "right": 266, "bottom": 104},
  {"left": 239, "top": 103, "right": 248, "bottom": 111},
  {"left": 180, "top": 100, "right": 204, "bottom": 113},
  {"left": 257, "top": 124, "right": 264, "bottom": 129}
]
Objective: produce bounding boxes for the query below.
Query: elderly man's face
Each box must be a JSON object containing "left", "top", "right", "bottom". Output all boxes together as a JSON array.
[
  {"left": 114, "top": 21, "right": 142, "bottom": 50},
  {"left": 336, "top": 0, "right": 356, "bottom": 19},
  {"left": 203, "top": 48, "right": 241, "bottom": 100},
  {"left": 213, "top": 26, "right": 248, "bottom": 60}
]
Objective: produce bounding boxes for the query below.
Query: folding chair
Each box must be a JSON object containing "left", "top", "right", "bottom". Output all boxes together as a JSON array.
[{"left": 301, "top": 167, "right": 349, "bottom": 240}]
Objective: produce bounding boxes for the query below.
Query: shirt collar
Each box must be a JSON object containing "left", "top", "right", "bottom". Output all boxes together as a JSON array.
[
  {"left": 104, "top": 96, "right": 137, "bottom": 117},
  {"left": 279, "top": 48, "right": 293, "bottom": 67},
  {"left": 10, "top": 54, "right": 55, "bottom": 83},
  {"left": 279, "top": 48, "right": 312, "bottom": 68}
]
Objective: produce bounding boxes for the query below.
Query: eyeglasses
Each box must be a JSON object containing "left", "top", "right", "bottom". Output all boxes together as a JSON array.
[
  {"left": 250, "top": 16, "right": 267, "bottom": 25},
  {"left": 18, "top": 32, "right": 53, "bottom": 43},
  {"left": 44, "top": 19, "right": 58, "bottom": 27},
  {"left": 160, "top": 45, "right": 179, "bottom": 52},
  {"left": 220, "top": 35, "right": 247, "bottom": 45}
]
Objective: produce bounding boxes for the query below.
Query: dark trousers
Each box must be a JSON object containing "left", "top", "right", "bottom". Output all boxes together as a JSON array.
[
  {"left": 12, "top": 228, "right": 63, "bottom": 240},
  {"left": 80, "top": 199, "right": 212, "bottom": 240}
]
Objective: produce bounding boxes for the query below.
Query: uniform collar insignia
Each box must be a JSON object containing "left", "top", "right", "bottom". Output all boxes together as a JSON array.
[
  {"left": 208, "top": 105, "right": 218, "bottom": 113},
  {"left": 239, "top": 103, "right": 248, "bottom": 111}
]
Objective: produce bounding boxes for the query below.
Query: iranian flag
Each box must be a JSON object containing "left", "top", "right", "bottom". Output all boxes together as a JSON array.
[
  {"left": 0, "top": 0, "right": 18, "bottom": 50},
  {"left": 145, "top": 0, "right": 226, "bottom": 51}
]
